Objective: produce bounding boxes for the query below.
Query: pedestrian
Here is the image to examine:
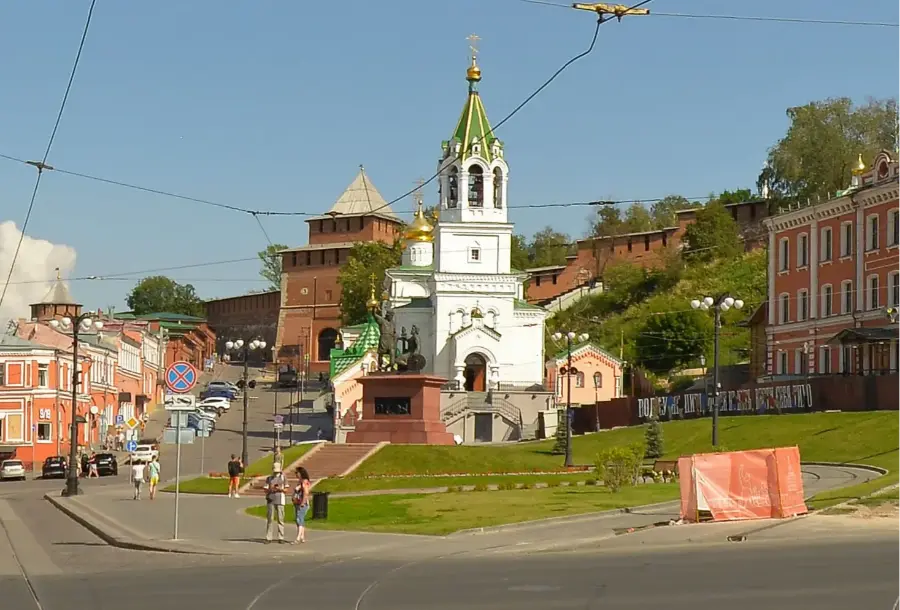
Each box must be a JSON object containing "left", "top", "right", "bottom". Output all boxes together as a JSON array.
[
  {"left": 316, "top": 427, "right": 323, "bottom": 440},
  {"left": 88, "top": 452, "right": 99, "bottom": 478},
  {"left": 264, "top": 464, "right": 287, "bottom": 544},
  {"left": 227, "top": 454, "right": 243, "bottom": 498},
  {"left": 131, "top": 459, "right": 146, "bottom": 500},
  {"left": 273, "top": 446, "right": 284, "bottom": 471},
  {"left": 147, "top": 455, "right": 161, "bottom": 500},
  {"left": 291, "top": 466, "right": 312, "bottom": 544}
]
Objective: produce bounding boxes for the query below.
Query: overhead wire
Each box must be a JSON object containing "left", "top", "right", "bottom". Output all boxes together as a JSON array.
[{"left": 0, "top": 0, "right": 98, "bottom": 311}]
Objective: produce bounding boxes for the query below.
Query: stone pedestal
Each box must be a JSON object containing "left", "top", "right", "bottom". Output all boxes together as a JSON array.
[{"left": 345, "top": 374, "right": 455, "bottom": 445}]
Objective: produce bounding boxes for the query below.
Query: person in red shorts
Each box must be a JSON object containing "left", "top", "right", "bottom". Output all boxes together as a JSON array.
[{"left": 227, "top": 454, "right": 244, "bottom": 498}]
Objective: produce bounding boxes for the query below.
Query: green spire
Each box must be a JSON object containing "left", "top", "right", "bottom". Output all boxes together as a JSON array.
[
  {"left": 444, "top": 57, "right": 502, "bottom": 163},
  {"left": 328, "top": 312, "right": 381, "bottom": 379}
]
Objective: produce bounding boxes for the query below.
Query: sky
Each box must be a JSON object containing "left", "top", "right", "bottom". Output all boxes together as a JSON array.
[{"left": 0, "top": 0, "right": 897, "bottom": 318}]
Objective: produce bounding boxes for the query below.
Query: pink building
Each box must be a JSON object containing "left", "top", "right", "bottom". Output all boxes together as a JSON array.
[{"left": 545, "top": 343, "right": 624, "bottom": 407}]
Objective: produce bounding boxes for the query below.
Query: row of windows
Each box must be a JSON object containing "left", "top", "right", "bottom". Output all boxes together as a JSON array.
[
  {"left": 774, "top": 343, "right": 897, "bottom": 375},
  {"left": 0, "top": 362, "right": 76, "bottom": 390},
  {"left": 289, "top": 248, "right": 347, "bottom": 269},
  {"left": 778, "top": 210, "right": 899, "bottom": 272},
  {"left": 445, "top": 166, "right": 504, "bottom": 209},
  {"left": 777, "top": 272, "right": 900, "bottom": 323},
  {"left": 119, "top": 344, "right": 141, "bottom": 374}
]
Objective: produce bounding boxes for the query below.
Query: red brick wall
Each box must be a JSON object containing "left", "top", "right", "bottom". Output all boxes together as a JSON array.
[
  {"left": 206, "top": 291, "right": 280, "bottom": 357},
  {"left": 307, "top": 216, "right": 400, "bottom": 246}
]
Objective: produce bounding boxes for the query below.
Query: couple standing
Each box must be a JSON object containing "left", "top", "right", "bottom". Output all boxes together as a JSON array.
[{"left": 265, "top": 464, "right": 311, "bottom": 544}]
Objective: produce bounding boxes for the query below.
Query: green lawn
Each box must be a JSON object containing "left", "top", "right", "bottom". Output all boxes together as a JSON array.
[
  {"left": 245, "top": 484, "right": 679, "bottom": 536},
  {"left": 164, "top": 443, "right": 318, "bottom": 494},
  {"left": 315, "top": 472, "right": 597, "bottom": 493}
]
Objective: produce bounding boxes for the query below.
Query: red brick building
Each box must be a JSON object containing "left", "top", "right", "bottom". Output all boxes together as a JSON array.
[
  {"left": 763, "top": 151, "right": 899, "bottom": 377},
  {"left": 205, "top": 290, "right": 280, "bottom": 360},
  {"left": 275, "top": 168, "right": 403, "bottom": 375}
]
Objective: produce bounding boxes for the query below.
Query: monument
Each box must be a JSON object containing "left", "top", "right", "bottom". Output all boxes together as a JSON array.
[{"left": 345, "top": 278, "right": 455, "bottom": 445}]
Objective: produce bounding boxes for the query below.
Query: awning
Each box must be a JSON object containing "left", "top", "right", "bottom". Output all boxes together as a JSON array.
[{"left": 827, "top": 325, "right": 898, "bottom": 346}]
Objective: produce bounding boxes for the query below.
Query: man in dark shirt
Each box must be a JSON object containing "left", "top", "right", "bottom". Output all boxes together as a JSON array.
[{"left": 227, "top": 454, "right": 244, "bottom": 498}]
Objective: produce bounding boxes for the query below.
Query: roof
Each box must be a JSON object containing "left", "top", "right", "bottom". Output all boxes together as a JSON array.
[
  {"left": 329, "top": 313, "right": 381, "bottom": 378},
  {"left": 514, "top": 299, "right": 543, "bottom": 311},
  {"left": 827, "top": 326, "right": 898, "bottom": 345},
  {"left": 578, "top": 226, "right": 679, "bottom": 244},
  {"left": 526, "top": 265, "right": 566, "bottom": 274},
  {"left": 550, "top": 341, "right": 622, "bottom": 366},
  {"left": 34, "top": 277, "right": 78, "bottom": 306},
  {"left": 396, "top": 297, "right": 433, "bottom": 310},
  {"left": 313, "top": 168, "right": 400, "bottom": 222},
  {"left": 279, "top": 241, "right": 357, "bottom": 254},
  {"left": 445, "top": 76, "right": 501, "bottom": 163},
  {"left": 0, "top": 334, "right": 49, "bottom": 350},
  {"left": 135, "top": 312, "right": 206, "bottom": 322},
  {"left": 205, "top": 290, "right": 279, "bottom": 304}
]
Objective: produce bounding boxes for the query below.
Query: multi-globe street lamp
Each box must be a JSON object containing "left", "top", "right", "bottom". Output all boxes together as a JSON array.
[
  {"left": 690, "top": 295, "right": 744, "bottom": 447},
  {"left": 224, "top": 338, "right": 265, "bottom": 467},
  {"left": 551, "top": 330, "right": 589, "bottom": 468},
  {"left": 50, "top": 313, "right": 104, "bottom": 497}
]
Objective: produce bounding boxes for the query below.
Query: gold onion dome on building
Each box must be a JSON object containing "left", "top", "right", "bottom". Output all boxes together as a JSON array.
[
  {"left": 851, "top": 153, "right": 867, "bottom": 176},
  {"left": 466, "top": 56, "right": 481, "bottom": 82},
  {"left": 404, "top": 202, "right": 434, "bottom": 242},
  {"left": 366, "top": 275, "right": 380, "bottom": 310}
]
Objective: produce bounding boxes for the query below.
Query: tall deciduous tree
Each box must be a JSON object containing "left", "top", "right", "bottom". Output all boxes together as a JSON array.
[
  {"left": 682, "top": 202, "right": 742, "bottom": 262},
  {"left": 758, "top": 97, "right": 898, "bottom": 202},
  {"left": 591, "top": 206, "right": 625, "bottom": 237},
  {"left": 634, "top": 311, "right": 709, "bottom": 375},
  {"left": 510, "top": 234, "right": 531, "bottom": 271},
  {"left": 650, "top": 195, "right": 695, "bottom": 229},
  {"left": 338, "top": 241, "right": 403, "bottom": 325},
  {"left": 126, "top": 276, "right": 205, "bottom": 317},
  {"left": 258, "top": 244, "right": 289, "bottom": 291},
  {"left": 528, "top": 227, "right": 572, "bottom": 268},
  {"left": 621, "top": 202, "right": 653, "bottom": 234}
]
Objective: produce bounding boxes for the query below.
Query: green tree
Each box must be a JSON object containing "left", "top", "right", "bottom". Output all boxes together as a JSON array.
[
  {"left": 591, "top": 206, "right": 625, "bottom": 237},
  {"left": 682, "top": 202, "right": 742, "bottom": 262},
  {"left": 634, "top": 311, "right": 709, "bottom": 375},
  {"left": 644, "top": 419, "right": 664, "bottom": 459},
  {"left": 709, "top": 189, "right": 753, "bottom": 206},
  {"left": 510, "top": 234, "right": 531, "bottom": 270},
  {"left": 650, "top": 195, "right": 695, "bottom": 229},
  {"left": 758, "top": 97, "right": 898, "bottom": 202},
  {"left": 257, "top": 244, "right": 289, "bottom": 291},
  {"left": 621, "top": 202, "right": 653, "bottom": 234},
  {"left": 338, "top": 241, "right": 403, "bottom": 325},
  {"left": 126, "top": 276, "right": 205, "bottom": 317},
  {"left": 528, "top": 227, "right": 571, "bottom": 268}
]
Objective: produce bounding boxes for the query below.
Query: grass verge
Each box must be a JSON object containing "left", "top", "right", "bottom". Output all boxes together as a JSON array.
[
  {"left": 314, "top": 472, "right": 597, "bottom": 493},
  {"left": 245, "top": 484, "right": 679, "bottom": 536}
]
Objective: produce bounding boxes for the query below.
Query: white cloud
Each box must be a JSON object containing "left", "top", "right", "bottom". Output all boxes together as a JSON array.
[{"left": 0, "top": 221, "right": 77, "bottom": 324}]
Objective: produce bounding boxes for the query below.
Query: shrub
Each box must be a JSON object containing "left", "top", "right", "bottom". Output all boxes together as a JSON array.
[
  {"left": 594, "top": 443, "right": 645, "bottom": 492},
  {"left": 520, "top": 482, "right": 532, "bottom": 490},
  {"left": 585, "top": 478, "right": 598, "bottom": 486},
  {"left": 446, "top": 485, "right": 461, "bottom": 493},
  {"left": 545, "top": 479, "right": 561, "bottom": 488},
  {"left": 498, "top": 481, "right": 517, "bottom": 491},
  {"left": 473, "top": 484, "right": 489, "bottom": 492},
  {"left": 644, "top": 419, "right": 664, "bottom": 460}
]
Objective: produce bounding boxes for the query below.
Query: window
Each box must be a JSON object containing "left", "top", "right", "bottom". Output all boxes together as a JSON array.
[
  {"left": 644, "top": 235, "right": 650, "bottom": 251},
  {"left": 820, "top": 227, "right": 833, "bottom": 261},
  {"left": 593, "top": 372, "right": 602, "bottom": 388},
  {"left": 840, "top": 221, "right": 853, "bottom": 257},
  {"left": 889, "top": 209, "right": 899, "bottom": 247},
  {"left": 866, "top": 214, "right": 879, "bottom": 251},
  {"left": 821, "top": 284, "right": 833, "bottom": 317},
  {"left": 794, "top": 349, "right": 804, "bottom": 375},
  {"left": 447, "top": 167, "right": 459, "bottom": 208},
  {"left": 779, "top": 293, "right": 790, "bottom": 324},
  {"left": 777, "top": 351, "right": 788, "bottom": 375},
  {"left": 890, "top": 272, "right": 900, "bottom": 308},
  {"left": 37, "top": 422, "right": 52, "bottom": 442},
  {"left": 818, "top": 346, "right": 832, "bottom": 374},
  {"left": 38, "top": 364, "right": 48, "bottom": 387},
  {"left": 840, "top": 346, "right": 852, "bottom": 374},
  {"left": 467, "top": 166, "right": 484, "bottom": 207},
  {"left": 492, "top": 167, "right": 503, "bottom": 208},
  {"left": 867, "top": 275, "right": 880, "bottom": 310},
  {"left": 575, "top": 372, "right": 585, "bottom": 388},
  {"left": 798, "top": 290, "right": 808, "bottom": 321},
  {"left": 627, "top": 239, "right": 633, "bottom": 253},
  {"left": 469, "top": 247, "right": 481, "bottom": 262},
  {"left": 779, "top": 238, "right": 789, "bottom": 271},
  {"left": 0, "top": 365, "right": 5, "bottom": 386},
  {"left": 797, "top": 233, "right": 809, "bottom": 267},
  {"left": 841, "top": 280, "right": 853, "bottom": 314}
]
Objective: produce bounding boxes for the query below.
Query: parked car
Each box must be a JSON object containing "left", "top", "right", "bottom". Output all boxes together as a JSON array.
[
  {"left": 200, "top": 388, "right": 236, "bottom": 401},
  {"left": 93, "top": 452, "right": 119, "bottom": 476},
  {"left": 193, "top": 409, "right": 217, "bottom": 423},
  {"left": 198, "top": 396, "right": 230, "bottom": 413},
  {"left": 208, "top": 381, "right": 239, "bottom": 392},
  {"left": 132, "top": 444, "right": 159, "bottom": 463},
  {"left": 0, "top": 459, "right": 26, "bottom": 481},
  {"left": 41, "top": 456, "right": 67, "bottom": 479}
]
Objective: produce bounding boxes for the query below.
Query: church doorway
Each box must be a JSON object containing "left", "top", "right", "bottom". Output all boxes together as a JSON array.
[{"left": 463, "top": 353, "right": 487, "bottom": 392}]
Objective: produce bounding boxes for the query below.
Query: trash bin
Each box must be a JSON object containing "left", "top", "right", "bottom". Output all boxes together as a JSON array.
[{"left": 311, "top": 491, "right": 329, "bottom": 520}]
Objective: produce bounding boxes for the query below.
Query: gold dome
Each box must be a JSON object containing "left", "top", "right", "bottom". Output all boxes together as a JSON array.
[
  {"left": 466, "top": 59, "right": 482, "bottom": 82},
  {"left": 851, "top": 153, "right": 867, "bottom": 176},
  {"left": 404, "top": 202, "right": 434, "bottom": 242},
  {"left": 471, "top": 306, "right": 484, "bottom": 319},
  {"left": 366, "top": 274, "right": 380, "bottom": 310}
]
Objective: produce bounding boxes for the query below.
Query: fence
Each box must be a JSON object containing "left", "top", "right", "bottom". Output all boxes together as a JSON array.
[{"left": 573, "top": 374, "right": 899, "bottom": 433}]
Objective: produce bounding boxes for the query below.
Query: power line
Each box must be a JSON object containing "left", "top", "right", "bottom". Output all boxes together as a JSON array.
[{"left": 0, "top": 0, "right": 98, "bottom": 311}]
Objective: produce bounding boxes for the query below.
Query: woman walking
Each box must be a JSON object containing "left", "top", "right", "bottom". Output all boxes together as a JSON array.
[
  {"left": 291, "top": 467, "right": 312, "bottom": 544},
  {"left": 147, "top": 456, "right": 161, "bottom": 500}
]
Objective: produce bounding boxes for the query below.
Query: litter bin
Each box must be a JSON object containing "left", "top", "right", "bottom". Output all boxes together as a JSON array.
[{"left": 311, "top": 491, "right": 330, "bottom": 520}]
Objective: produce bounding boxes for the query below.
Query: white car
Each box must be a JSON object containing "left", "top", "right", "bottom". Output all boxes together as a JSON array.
[
  {"left": 193, "top": 409, "right": 217, "bottom": 422},
  {"left": 198, "top": 397, "right": 230, "bottom": 414},
  {"left": 0, "top": 459, "right": 26, "bottom": 481},
  {"left": 132, "top": 444, "right": 159, "bottom": 463}
]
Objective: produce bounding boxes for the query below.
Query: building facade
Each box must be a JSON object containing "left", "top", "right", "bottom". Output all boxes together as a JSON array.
[
  {"left": 275, "top": 168, "right": 403, "bottom": 375},
  {"left": 206, "top": 290, "right": 280, "bottom": 360},
  {"left": 763, "top": 151, "right": 899, "bottom": 377},
  {"left": 545, "top": 342, "right": 624, "bottom": 407}
]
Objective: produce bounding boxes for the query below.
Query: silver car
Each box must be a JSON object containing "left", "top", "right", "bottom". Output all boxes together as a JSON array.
[{"left": 0, "top": 459, "right": 26, "bottom": 481}]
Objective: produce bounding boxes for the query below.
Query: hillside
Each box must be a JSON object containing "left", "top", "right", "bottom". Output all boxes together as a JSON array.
[{"left": 546, "top": 249, "right": 767, "bottom": 377}]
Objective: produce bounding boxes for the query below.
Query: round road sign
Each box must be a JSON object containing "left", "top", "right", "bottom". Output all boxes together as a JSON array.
[{"left": 165, "top": 361, "right": 198, "bottom": 393}]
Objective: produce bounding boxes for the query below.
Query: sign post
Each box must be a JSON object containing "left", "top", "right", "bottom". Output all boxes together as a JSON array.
[
  {"left": 174, "top": 411, "right": 182, "bottom": 540},
  {"left": 164, "top": 394, "right": 196, "bottom": 541}
]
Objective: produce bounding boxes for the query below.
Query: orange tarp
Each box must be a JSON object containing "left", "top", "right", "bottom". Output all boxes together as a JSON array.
[{"left": 678, "top": 446, "right": 807, "bottom": 523}]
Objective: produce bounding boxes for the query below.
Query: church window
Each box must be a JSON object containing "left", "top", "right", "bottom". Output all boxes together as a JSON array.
[
  {"left": 593, "top": 372, "right": 602, "bottom": 388},
  {"left": 492, "top": 168, "right": 503, "bottom": 208},
  {"left": 448, "top": 168, "right": 459, "bottom": 208},
  {"left": 575, "top": 372, "right": 585, "bottom": 388},
  {"left": 469, "top": 247, "right": 481, "bottom": 262},
  {"left": 468, "top": 166, "right": 484, "bottom": 207}
]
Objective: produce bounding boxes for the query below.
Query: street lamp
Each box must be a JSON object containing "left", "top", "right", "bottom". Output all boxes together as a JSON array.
[
  {"left": 50, "top": 313, "right": 104, "bottom": 497},
  {"left": 551, "top": 330, "right": 589, "bottom": 467},
  {"left": 224, "top": 338, "right": 265, "bottom": 466},
  {"left": 690, "top": 295, "right": 744, "bottom": 447}
]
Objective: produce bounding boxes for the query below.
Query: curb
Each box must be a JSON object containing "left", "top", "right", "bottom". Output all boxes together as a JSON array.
[
  {"left": 43, "top": 493, "right": 225, "bottom": 556},
  {"left": 801, "top": 461, "right": 889, "bottom": 476}
]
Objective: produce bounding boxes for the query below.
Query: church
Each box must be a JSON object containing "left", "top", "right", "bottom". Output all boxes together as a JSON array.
[{"left": 331, "top": 45, "right": 556, "bottom": 443}]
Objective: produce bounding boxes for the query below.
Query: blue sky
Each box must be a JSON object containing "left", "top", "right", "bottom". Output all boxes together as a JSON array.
[{"left": 0, "top": 0, "right": 896, "bottom": 314}]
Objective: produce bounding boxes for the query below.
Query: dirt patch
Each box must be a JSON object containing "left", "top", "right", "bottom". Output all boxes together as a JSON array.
[{"left": 821, "top": 499, "right": 899, "bottom": 520}]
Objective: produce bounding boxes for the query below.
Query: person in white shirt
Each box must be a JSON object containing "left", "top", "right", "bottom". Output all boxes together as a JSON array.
[
  {"left": 264, "top": 464, "right": 287, "bottom": 543},
  {"left": 131, "top": 460, "right": 147, "bottom": 500}
]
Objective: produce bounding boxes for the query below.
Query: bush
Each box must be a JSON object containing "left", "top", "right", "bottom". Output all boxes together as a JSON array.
[
  {"left": 520, "top": 482, "right": 532, "bottom": 490},
  {"left": 594, "top": 443, "right": 645, "bottom": 492},
  {"left": 498, "top": 481, "right": 517, "bottom": 491},
  {"left": 545, "top": 479, "right": 561, "bottom": 488},
  {"left": 644, "top": 419, "right": 664, "bottom": 460},
  {"left": 585, "top": 478, "right": 598, "bottom": 486},
  {"left": 473, "top": 483, "right": 489, "bottom": 492},
  {"left": 446, "top": 485, "right": 461, "bottom": 493}
]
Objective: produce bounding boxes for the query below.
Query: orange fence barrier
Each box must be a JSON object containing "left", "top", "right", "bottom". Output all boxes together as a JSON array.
[{"left": 678, "top": 447, "right": 807, "bottom": 523}]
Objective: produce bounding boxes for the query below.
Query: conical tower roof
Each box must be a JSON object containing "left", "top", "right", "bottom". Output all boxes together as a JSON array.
[
  {"left": 36, "top": 270, "right": 78, "bottom": 306},
  {"left": 446, "top": 52, "right": 501, "bottom": 163},
  {"left": 324, "top": 166, "right": 400, "bottom": 221}
]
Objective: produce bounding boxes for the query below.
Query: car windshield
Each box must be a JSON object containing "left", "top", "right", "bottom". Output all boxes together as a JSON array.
[
  {"left": 3, "top": 460, "right": 23, "bottom": 467},
  {"left": 136, "top": 445, "right": 152, "bottom": 451}
]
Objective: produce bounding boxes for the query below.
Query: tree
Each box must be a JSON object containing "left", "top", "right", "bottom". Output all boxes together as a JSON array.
[
  {"left": 510, "top": 234, "right": 531, "bottom": 271},
  {"left": 591, "top": 206, "right": 625, "bottom": 237},
  {"left": 621, "top": 202, "right": 653, "bottom": 234},
  {"left": 126, "top": 276, "right": 205, "bottom": 317},
  {"left": 634, "top": 311, "right": 709, "bottom": 375},
  {"left": 709, "top": 189, "right": 753, "bottom": 206},
  {"left": 337, "top": 240, "right": 403, "bottom": 325},
  {"left": 257, "top": 244, "right": 289, "bottom": 291},
  {"left": 682, "top": 202, "right": 742, "bottom": 262},
  {"left": 758, "top": 97, "right": 898, "bottom": 202},
  {"left": 528, "top": 227, "right": 571, "bottom": 268},
  {"left": 644, "top": 419, "right": 664, "bottom": 460},
  {"left": 650, "top": 195, "right": 695, "bottom": 229}
]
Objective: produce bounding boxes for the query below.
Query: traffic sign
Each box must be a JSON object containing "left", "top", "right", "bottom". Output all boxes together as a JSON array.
[
  {"left": 274, "top": 423, "right": 284, "bottom": 431},
  {"left": 115, "top": 414, "right": 125, "bottom": 426},
  {"left": 165, "top": 394, "right": 197, "bottom": 411},
  {"left": 165, "top": 361, "right": 198, "bottom": 394},
  {"left": 125, "top": 416, "right": 141, "bottom": 430},
  {"left": 125, "top": 440, "right": 138, "bottom": 452},
  {"left": 273, "top": 415, "right": 284, "bottom": 425}
]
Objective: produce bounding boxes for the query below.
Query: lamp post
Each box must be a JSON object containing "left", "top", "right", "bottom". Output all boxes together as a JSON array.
[
  {"left": 50, "top": 313, "right": 104, "bottom": 497},
  {"left": 224, "top": 338, "right": 265, "bottom": 466},
  {"left": 690, "top": 295, "right": 744, "bottom": 447},
  {"left": 551, "top": 331, "right": 589, "bottom": 467}
]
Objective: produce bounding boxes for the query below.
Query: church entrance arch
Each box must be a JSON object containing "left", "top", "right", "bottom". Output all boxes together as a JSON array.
[{"left": 463, "top": 353, "right": 488, "bottom": 392}]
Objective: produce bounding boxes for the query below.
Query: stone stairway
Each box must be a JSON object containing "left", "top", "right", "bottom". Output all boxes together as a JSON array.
[{"left": 243, "top": 443, "right": 380, "bottom": 497}]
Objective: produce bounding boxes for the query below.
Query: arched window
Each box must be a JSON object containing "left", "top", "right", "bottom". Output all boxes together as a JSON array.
[
  {"left": 593, "top": 372, "right": 602, "bottom": 388},
  {"left": 575, "top": 371, "right": 585, "bottom": 388},
  {"left": 468, "top": 166, "right": 484, "bottom": 207},
  {"left": 317, "top": 328, "right": 338, "bottom": 361},
  {"left": 448, "top": 167, "right": 459, "bottom": 208},
  {"left": 492, "top": 167, "right": 503, "bottom": 208}
]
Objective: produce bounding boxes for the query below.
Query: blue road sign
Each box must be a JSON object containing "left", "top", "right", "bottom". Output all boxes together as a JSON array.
[
  {"left": 125, "top": 440, "right": 138, "bottom": 452},
  {"left": 165, "top": 361, "right": 197, "bottom": 393},
  {"left": 115, "top": 414, "right": 125, "bottom": 426}
]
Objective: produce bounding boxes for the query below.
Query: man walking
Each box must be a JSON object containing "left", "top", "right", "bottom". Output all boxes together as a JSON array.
[
  {"left": 148, "top": 455, "right": 161, "bottom": 500},
  {"left": 227, "top": 454, "right": 243, "bottom": 498},
  {"left": 131, "top": 459, "right": 146, "bottom": 500},
  {"left": 264, "top": 464, "right": 287, "bottom": 544}
]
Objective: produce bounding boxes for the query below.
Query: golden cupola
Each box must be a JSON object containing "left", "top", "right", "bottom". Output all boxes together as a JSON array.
[
  {"left": 404, "top": 202, "right": 435, "bottom": 243},
  {"left": 851, "top": 153, "right": 867, "bottom": 176}
]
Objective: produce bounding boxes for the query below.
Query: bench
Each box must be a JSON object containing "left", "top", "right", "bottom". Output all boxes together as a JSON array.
[{"left": 640, "top": 460, "right": 679, "bottom": 483}]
